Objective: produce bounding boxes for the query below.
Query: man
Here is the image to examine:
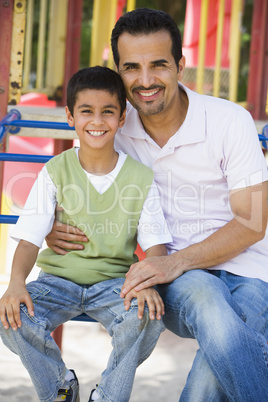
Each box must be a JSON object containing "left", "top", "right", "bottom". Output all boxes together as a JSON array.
[{"left": 47, "top": 8, "right": 268, "bottom": 401}]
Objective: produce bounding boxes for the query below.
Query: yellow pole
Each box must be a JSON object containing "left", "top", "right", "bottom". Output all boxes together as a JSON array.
[
  {"left": 213, "top": 0, "right": 225, "bottom": 97},
  {"left": 36, "top": 0, "right": 48, "bottom": 89},
  {"left": 197, "top": 0, "right": 209, "bottom": 94},
  {"left": 90, "top": 0, "right": 101, "bottom": 66},
  {"left": 0, "top": 194, "right": 12, "bottom": 281},
  {"left": 23, "top": 0, "right": 34, "bottom": 89},
  {"left": 229, "top": 0, "right": 243, "bottom": 102},
  {"left": 8, "top": 0, "right": 27, "bottom": 105},
  {"left": 90, "top": 0, "right": 117, "bottom": 69},
  {"left": 107, "top": 0, "right": 118, "bottom": 68},
  {"left": 127, "top": 0, "right": 136, "bottom": 12},
  {"left": 46, "top": 0, "right": 68, "bottom": 96}
]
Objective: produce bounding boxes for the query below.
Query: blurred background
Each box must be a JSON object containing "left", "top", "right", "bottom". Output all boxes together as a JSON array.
[{"left": 0, "top": 1, "right": 267, "bottom": 399}]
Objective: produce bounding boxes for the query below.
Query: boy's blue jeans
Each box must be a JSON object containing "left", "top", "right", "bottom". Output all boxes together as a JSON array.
[
  {"left": 0, "top": 272, "right": 164, "bottom": 402},
  {"left": 156, "top": 269, "right": 268, "bottom": 402}
]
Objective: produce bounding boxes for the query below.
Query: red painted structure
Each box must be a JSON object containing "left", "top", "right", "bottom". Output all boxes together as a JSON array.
[
  {"left": 0, "top": 0, "right": 14, "bottom": 212},
  {"left": 247, "top": 0, "right": 268, "bottom": 120}
]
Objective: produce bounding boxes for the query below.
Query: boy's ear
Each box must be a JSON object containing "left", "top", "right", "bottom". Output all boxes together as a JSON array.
[
  {"left": 118, "top": 109, "right": 126, "bottom": 128},
  {"left": 65, "top": 106, "right": 74, "bottom": 127}
]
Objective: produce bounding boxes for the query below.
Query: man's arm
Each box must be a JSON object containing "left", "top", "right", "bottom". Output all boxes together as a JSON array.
[
  {"left": 45, "top": 219, "right": 88, "bottom": 255},
  {"left": 120, "top": 182, "right": 268, "bottom": 295}
]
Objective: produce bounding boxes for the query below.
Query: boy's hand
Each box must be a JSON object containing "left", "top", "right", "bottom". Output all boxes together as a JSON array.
[
  {"left": 123, "top": 287, "right": 164, "bottom": 320},
  {"left": 0, "top": 283, "right": 34, "bottom": 331}
]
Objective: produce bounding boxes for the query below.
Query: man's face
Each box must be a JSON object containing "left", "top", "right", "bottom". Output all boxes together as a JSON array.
[{"left": 117, "top": 30, "right": 184, "bottom": 117}]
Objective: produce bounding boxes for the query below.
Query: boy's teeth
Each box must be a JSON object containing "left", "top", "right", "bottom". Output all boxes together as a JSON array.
[
  {"left": 88, "top": 131, "right": 105, "bottom": 137},
  {"left": 139, "top": 89, "right": 159, "bottom": 97}
]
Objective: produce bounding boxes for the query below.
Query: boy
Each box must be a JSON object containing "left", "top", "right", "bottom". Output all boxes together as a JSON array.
[{"left": 0, "top": 66, "right": 172, "bottom": 402}]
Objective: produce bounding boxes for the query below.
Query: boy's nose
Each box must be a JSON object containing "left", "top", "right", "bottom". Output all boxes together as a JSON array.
[{"left": 92, "top": 114, "right": 104, "bottom": 125}]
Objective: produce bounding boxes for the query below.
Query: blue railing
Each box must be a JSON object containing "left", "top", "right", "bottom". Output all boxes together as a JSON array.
[{"left": 0, "top": 109, "right": 75, "bottom": 144}]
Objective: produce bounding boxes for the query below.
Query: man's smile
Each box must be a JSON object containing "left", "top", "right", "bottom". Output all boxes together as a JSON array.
[{"left": 134, "top": 86, "right": 164, "bottom": 101}]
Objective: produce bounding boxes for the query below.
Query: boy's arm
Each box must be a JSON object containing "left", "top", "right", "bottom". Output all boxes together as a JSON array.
[
  {"left": 0, "top": 240, "right": 39, "bottom": 331},
  {"left": 123, "top": 244, "right": 167, "bottom": 320}
]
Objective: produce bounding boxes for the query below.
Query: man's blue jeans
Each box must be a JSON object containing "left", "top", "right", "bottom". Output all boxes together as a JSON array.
[
  {"left": 0, "top": 272, "right": 164, "bottom": 402},
  {"left": 156, "top": 269, "right": 268, "bottom": 401}
]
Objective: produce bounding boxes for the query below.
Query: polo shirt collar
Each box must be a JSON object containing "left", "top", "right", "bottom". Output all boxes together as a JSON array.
[{"left": 121, "top": 83, "right": 207, "bottom": 147}]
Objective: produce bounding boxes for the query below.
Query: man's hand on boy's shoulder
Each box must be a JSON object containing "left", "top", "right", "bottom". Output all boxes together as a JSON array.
[
  {"left": 45, "top": 220, "right": 88, "bottom": 255},
  {"left": 123, "top": 287, "right": 164, "bottom": 321}
]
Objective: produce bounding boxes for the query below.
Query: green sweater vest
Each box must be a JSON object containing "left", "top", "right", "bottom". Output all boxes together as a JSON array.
[{"left": 37, "top": 148, "right": 154, "bottom": 285}]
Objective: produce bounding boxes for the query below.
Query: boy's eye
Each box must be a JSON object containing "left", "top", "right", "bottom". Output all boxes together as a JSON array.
[
  {"left": 103, "top": 110, "right": 114, "bottom": 114},
  {"left": 81, "top": 109, "right": 92, "bottom": 113}
]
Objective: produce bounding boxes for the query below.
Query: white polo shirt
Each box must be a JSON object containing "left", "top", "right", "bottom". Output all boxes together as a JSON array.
[{"left": 114, "top": 84, "right": 268, "bottom": 282}]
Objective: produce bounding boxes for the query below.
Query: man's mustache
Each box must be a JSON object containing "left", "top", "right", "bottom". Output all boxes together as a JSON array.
[{"left": 132, "top": 85, "right": 164, "bottom": 92}]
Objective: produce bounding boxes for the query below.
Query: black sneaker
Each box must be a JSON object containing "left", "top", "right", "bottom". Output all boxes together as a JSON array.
[
  {"left": 88, "top": 385, "right": 99, "bottom": 401},
  {"left": 55, "top": 369, "right": 79, "bottom": 402}
]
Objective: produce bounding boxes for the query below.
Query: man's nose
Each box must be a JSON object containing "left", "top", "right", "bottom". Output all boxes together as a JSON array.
[{"left": 137, "top": 68, "right": 155, "bottom": 88}]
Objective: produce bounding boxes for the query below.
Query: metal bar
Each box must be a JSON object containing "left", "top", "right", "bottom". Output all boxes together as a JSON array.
[
  {"left": 127, "top": 0, "right": 136, "bottom": 12},
  {"left": 71, "top": 314, "right": 96, "bottom": 322},
  {"left": 36, "top": 0, "right": 48, "bottom": 89},
  {"left": 196, "top": 0, "right": 209, "bottom": 94},
  {"left": 0, "top": 215, "right": 19, "bottom": 224},
  {"left": 229, "top": 0, "right": 243, "bottom": 102},
  {"left": 8, "top": 0, "right": 26, "bottom": 105},
  {"left": 0, "top": 153, "right": 53, "bottom": 163},
  {"left": 0, "top": 0, "right": 14, "bottom": 217},
  {"left": 3, "top": 120, "right": 74, "bottom": 130},
  {"left": 46, "top": 0, "right": 68, "bottom": 98},
  {"left": 0, "top": 109, "right": 21, "bottom": 142},
  {"left": 213, "top": 0, "right": 225, "bottom": 97},
  {"left": 61, "top": 0, "right": 83, "bottom": 107},
  {"left": 247, "top": 0, "right": 268, "bottom": 119},
  {"left": 107, "top": 0, "right": 118, "bottom": 68},
  {"left": 23, "top": 0, "right": 34, "bottom": 89}
]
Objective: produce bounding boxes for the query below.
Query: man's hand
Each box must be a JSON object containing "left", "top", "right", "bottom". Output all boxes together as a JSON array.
[
  {"left": 121, "top": 254, "right": 181, "bottom": 298},
  {"left": 45, "top": 220, "right": 88, "bottom": 255},
  {"left": 0, "top": 283, "right": 34, "bottom": 331},
  {"left": 124, "top": 287, "right": 165, "bottom": 320}
]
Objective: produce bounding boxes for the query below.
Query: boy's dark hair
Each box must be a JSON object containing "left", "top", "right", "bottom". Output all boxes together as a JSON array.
[
  {"left": 67, "top": 66, "right": 126, "bottom": 116},
  {"left": 111, "top": 8, "right": 183, "bottom": 68}
]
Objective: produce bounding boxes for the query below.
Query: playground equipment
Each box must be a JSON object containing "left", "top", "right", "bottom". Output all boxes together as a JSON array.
[{"left": 0, "top": 0, "right": 267, "bottom": 349}]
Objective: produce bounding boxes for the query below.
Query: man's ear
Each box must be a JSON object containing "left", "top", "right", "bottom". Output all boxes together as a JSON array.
[
  {"left": 118, "top": 109, "right": 126, "bottom": 128},
  {"left": 65, "top": 106, "right": 74, "bottom": 127},
  {"left": 177, "top": 56, "right": 186, "bottom": 82}
]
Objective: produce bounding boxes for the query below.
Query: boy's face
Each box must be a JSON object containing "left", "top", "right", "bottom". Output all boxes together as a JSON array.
[{"left": 66, "top": 89, "right": 125, "bottom": 151}]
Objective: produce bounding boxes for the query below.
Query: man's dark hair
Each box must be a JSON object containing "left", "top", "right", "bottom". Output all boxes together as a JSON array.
[
  {"left": 67, "top": 66, "right": 126, "bottom": 116},
  {"left": 111, "top": 8, "right": 183, "bottom": 68}
]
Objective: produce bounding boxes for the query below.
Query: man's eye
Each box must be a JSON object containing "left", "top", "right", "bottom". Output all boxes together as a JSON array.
[{"left": 125, "top": 65, "right": 137, "bottom": 70}]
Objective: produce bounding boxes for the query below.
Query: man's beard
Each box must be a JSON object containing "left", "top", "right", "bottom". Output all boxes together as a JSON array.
[{"left": 134, "top": 101, "right": 165, "bottom": 116}]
